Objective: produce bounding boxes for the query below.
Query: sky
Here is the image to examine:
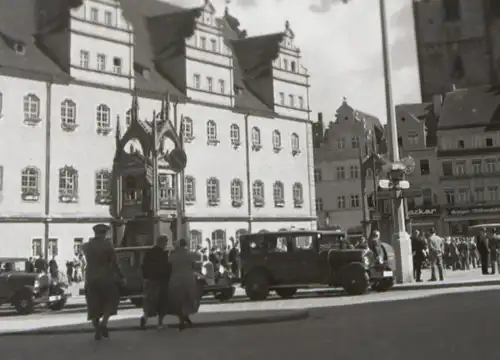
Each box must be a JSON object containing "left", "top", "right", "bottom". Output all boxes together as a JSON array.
[{"left": 167, "top": 0, "right": 422, "bottom": 124}]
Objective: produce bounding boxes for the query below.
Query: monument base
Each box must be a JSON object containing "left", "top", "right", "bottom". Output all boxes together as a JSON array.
[{"left": 392, "top": 231, "right": 414, "bottom": 284}]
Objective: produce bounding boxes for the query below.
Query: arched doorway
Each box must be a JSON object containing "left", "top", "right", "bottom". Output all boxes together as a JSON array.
[{"left": 211, "top": 229, "right": 226, "bottom": 249}]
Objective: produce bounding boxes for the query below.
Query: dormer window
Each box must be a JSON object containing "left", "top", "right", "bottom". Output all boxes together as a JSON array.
[{"left": 14, "top": 42, "right": 25, "bottom": 55}]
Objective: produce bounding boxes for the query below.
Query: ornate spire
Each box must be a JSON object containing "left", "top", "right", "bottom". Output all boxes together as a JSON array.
[
  {"left": 131, "top": 88, "right": 139, "bottom": 124},
  {"left": 342, "top": 96, "right": 348, "bottom": 104}
]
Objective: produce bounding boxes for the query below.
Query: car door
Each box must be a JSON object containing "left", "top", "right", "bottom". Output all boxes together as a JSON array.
[
  {"left": 265, "top": 235, "right": 298, "bottom": 285},
  {"left": 292, "top": 234, "right": 322, "bottom": 284}
]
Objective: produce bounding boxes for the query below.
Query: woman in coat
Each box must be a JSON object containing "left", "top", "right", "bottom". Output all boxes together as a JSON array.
[
  {"left": 166, "top": 238, "right": 201, "bottom": 331},
  {"left": 140, "top": 235, "right": 171, "bottom": 330},
  {"left": 82, "top": 224, "right": 124, "bottom": 340}
]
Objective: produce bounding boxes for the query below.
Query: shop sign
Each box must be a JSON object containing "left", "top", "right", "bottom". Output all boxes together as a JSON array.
[
  {"left": 448, "top": 206, "right": 500, "bottom": 217},
  {"left": 408, "top": 206, "right": 440, "bottom": 218}
]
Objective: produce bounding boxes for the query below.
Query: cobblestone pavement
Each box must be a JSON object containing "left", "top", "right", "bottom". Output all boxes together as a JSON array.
[{"left": 1, "top": 287, "right": 498, "bottom": 360}]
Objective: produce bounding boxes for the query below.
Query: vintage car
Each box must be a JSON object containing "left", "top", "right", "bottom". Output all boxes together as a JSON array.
[
  {"left": 0, "top": 258, "right": 70, "bottom": 315},
  {"left": 112, "top": 246, "right": 236, "bottom": 307},
  {"left": 239, "top": 230, "right": 395, "bottom": 300}
]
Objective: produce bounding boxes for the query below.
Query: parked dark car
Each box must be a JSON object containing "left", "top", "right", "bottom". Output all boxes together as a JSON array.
[
  {"left": 239, "top": 230, "right": 395, "bottom": 300},
  {"left": 91, "top": 246, "right": 236, "bottom": 307},
  {"left": 0, "top": 258, "right": 70, "bottom": 314}
]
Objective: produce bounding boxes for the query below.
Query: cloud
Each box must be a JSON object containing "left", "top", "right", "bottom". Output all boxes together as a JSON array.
[{"left": 309, "top": 0, "right": 348, "bottom": 14}]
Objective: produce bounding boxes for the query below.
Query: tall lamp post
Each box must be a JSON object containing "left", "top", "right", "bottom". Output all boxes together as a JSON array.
[{"left": 341, "top": 0, "right": 413, "bottom": 283}]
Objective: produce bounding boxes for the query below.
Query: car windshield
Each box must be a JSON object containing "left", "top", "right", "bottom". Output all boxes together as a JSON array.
[
  {"left": 116, "top": 251, "right": 134, "bottom": 269},
  {"left": 318, "top": 233, "right": 346, "bottom": 251}
]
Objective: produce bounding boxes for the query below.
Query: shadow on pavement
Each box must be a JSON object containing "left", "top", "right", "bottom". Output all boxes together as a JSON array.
[{"left": 1, "top": 309, "right": 309, "bottom": 336}]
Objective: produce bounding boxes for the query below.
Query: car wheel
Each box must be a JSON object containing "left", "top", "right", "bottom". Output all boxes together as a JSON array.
[
  {"left": 372, "top": 278, "right": 394, "bottom": 292},
  {"left": 342, "top": 265, "right": 370, "bottom": 296},
  {"left": 244, "top": 273, "right": 270, "bottom": 301},
  {"left": 275, "top": 288, "right": 297, "bottom": 299},
  {"left": 14, "top": 290, "right": 35, "bottom": 315},
  {"left": 130, "top": 297, "right": 143, "bottom": 308},
  {"left": 215, "top": 287, "right": 235, "bottom": 302},
  {"left": 48, "top": 298, "right": 67, "bottom": 311}
]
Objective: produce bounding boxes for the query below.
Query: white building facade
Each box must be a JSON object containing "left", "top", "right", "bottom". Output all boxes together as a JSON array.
[{"left": 0, "top": 0, "right": 316, "bottom": 262}]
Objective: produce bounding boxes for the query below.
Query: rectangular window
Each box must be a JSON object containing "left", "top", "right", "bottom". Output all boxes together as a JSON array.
[
  {"left": 488, "top": 186, "right": 498, "bottom": 201},
  {"left": 337, "top": 138, "right": 345, "bottom": 149},
  {"left": 206, "top": 77, "right": 213, "bottom": 92},
  {"left": 485, "top": 158, "right": 496, "bottom": 173},
  {"left": 289, "top": 94, "right": 294, "bottom": 107},
  {"left": 279, "top": 92, "right": 285, "bottom": 105},
  {"left": 420, "top": 159, "right": 430, "bottom": 175},
  {"left": 32, "top": 238, "right": 42, "bottom": 258},
  {"left": 48, "top": 238, "right": 58, "bottom": 257},
  {"left": 210, "top": 38, "right": 217, "bottom": 52},
  {"left": 443, "top": 0, "right": 461, "bottom": 22},
  {"left": 336, "top": 166, "right": 345, "bottom": 180},
  {"left": 314, "top": 169, "right": 322, "bottom": 183},
  {"left": 473, "top": 187, "right": 484, "bottom": 202},
  {"left": 200, "top": 36, "right": 206, "bottom": 49},
  {"left": 486, "top": 137, "right": 494, "bottom": 147},
  {"left": 350, "top": 194, "right": 360, "bottom": 208},
  {"left": 455, "top": 160, "right": 466, "bottom": 176},
  {"left": 90, "top": 7, "right": 99, "bottom": 22},
  {"left": 73, "top": 237, "right": 84, "bottom": 255},
  {"left": 193, "top": 74, "right": 200, "bottom": 89},
  {"left": 472, "top": 159, "right": 482, "bottom": 174},
  {"left": 351, "top": 136, "right": 360, "bottom": 149},
  {"left": 104, "top": 11, "right": 113, "bottom": 26},
  {"left": 337, "top": 196, "right": 345, "bottom": 209},
  {"left": 219, "top": 79, "right": 225, "bottom": 93},
  {"left": 457, "top": 139, "right": 465, "bottom": 148},
  {"left": 113, "top": 57, "right": 122, "bottom": 74},
  {"left": 316, "top": 198, "right": 323, "bottom": 212},
  {"left": 96, "top": 53, "right": 106, "bottom": 71},
  {"left": 350, "top": 165, "right": 359, "bottom": 179},
  {"left": 444, "top": 188, "right": 455, "bottom": 205},
  {"left": 473, "top": 135, "right": 483, "bottom": 148},
  {"left": 283, "top": 58, "right": 288, "bottom": 70},
  {"left": 80, "top": 50, "right": 89, "bottom": 68},
  {"left": 298, "top": 96, "right": 304, "bottom": 109},
  {"left": 457, "top": 187, "right": 468, "bottom": 203},
  {"left": 422, "top": 188, "right": 433, "bottom": 206},
  {"left": 408, "top": 133, "right": 419, "bottom": 146}
]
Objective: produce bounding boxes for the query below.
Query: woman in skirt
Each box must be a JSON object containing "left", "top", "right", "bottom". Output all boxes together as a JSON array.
[
  {"left": 82, "top": 224, "right": 124, "bottom": 340},
  {"left": 166, "top": 238, "right": 201, "bottom": 331}
]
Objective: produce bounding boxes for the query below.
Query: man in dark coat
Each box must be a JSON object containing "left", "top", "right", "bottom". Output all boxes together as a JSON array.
[
  {"left": 476, "top": 228, "right": 490, "bottom": 275},
  {"left": 487, "top": 228, "right": 500, "bottom": 274},
  {"left": 82, "top": 224, "right": 124, "bottom": 340},
  {"left": 411, "top": 229, "right": 427, "bottom": 282},
  {"left": 140, "top": 235, "right": 171, "bottom": 330}
]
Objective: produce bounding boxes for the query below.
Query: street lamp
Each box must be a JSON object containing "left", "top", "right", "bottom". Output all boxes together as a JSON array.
[{"left": 341, "top": 0, "right": 413, "bottom": 283}]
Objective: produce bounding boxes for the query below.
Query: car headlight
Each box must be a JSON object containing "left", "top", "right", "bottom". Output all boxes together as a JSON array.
[
  {"left": 34, "top": 280, "right": 40, "bottom": 289},
  {"left": 201, "top": 266, "right": 207, "bottom": 275}
]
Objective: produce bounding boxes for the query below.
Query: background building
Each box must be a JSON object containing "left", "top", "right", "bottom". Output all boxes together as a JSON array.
[
  {"left": 413, "top": 0, "right": 500, "bottom": 101},
  {"left": 0, "top": 0, "right": 316, "bottom": 262},
  {"left": 314, "top": 98, "right": 382, "bottom": 235}
]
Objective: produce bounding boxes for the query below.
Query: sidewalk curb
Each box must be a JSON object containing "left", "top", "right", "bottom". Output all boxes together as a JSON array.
[
  {"left": 0, "top": 310, "right": 309, "bottom": 337},
  {"left": 392, "top": 279, "right": 500, "bottom": 291}
]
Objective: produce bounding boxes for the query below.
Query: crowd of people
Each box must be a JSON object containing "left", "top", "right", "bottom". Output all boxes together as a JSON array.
[
  {"left": 23, "top": 252, "right": 86, "bottom": 284},
  {"left": 411, "top": 227, "right": 500, "bottom": 282}
]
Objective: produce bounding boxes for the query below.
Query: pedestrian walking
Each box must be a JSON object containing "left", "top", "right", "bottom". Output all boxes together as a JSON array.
[
  {"left": 411, "top": 229, "right": 427, "bottom": 282},
  {"left": 427, "top": 228, "right": 444, "bottom": 281},
  {"left": 140, "top": 235, "right": 172, "bottom": 330},
  {"left": 166, "top": 238, "right": 201, "bottom": 331},
  {"left": 82, "top": 224, "right": 124, "bottom": 340},
  {"left": 487, "top": 228, "right": 499, "bottom": 275},
  {"left": 48, "top": 256, "right": 59, "bottom": 280},
  {"left": 476, "top": 228, "right": 490, "bottom": 275}
]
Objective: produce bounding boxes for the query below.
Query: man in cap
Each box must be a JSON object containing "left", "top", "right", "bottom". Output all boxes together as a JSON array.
[
  {"left": 82, "top": 223, "right": 124, "bottom": 340},
  {"left": 476, "top": 227, "right": 490, "bottom": 275},
  {"left": 487, "top": 228, "right": 500, "bottom": 274}
]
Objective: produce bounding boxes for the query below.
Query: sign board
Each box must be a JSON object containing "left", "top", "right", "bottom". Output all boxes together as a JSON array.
[
  {"left": 407, "top": 206, "right": 440, "bottom": 217},
  {"left": 378, "top": 179, "right": 391, "bottom": 189},
  {"left": 447, "top": 206, "right": 500, "bottom": 217}
]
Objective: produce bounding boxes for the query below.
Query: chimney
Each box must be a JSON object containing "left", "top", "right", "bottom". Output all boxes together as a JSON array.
[{"left": 318, "top": 112, "right": 323, "bottom": 125}]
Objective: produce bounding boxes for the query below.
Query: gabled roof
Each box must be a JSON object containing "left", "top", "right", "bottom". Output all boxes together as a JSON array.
[
  {"left": 0, "top": 0, "right": 70, "bottom": 81},
  {"left": 119, "top": 0, "right": 200, "bottom": 99},
  {"left": 397, "top": 103, "right": 432, "bottom": 121},
  {"left": 438, "top": 85, "right": 500, "bottom": 130}
]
